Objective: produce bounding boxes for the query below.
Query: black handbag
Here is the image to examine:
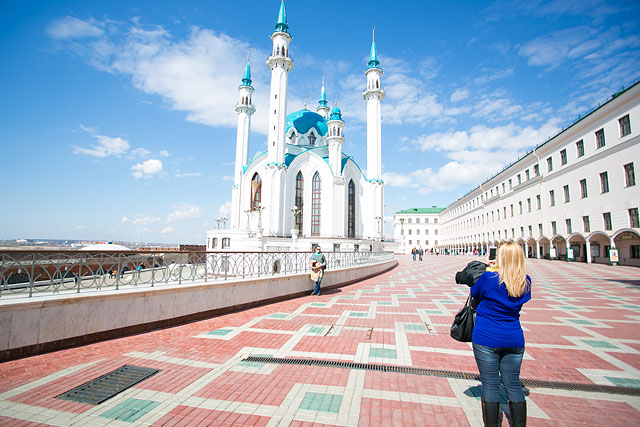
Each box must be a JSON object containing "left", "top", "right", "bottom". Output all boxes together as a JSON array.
[{"left": 450, "top": 295, "right": 475, "bottom": 342}]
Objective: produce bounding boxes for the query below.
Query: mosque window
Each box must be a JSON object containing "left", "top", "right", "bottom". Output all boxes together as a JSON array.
[
  {"left": 348, "top": 180, "right": 356, "bottom": 238},
  {"left": 309, "top": 133, "right": 316, "bottom": 145},
  {"left": 376, "top": 80, "right": 379, "bottom": 88},
  {"left": 251, "top": 173, "right": 262, "bottom": 210},
  {"left": 290, "top": 132, "right": 296, "bottom": 144},
  {"left": 295, "top": 172, "right": 304, "bottom": 233},
  {"left": 311, "top": 172, "right": 321, "bottom": 236}
]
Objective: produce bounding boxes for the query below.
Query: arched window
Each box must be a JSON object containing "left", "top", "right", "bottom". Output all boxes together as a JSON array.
[
  {"left": 376, "top": 80, "right": 379, "bottom": 88},
  {"left": 289, "top": 132, "right": 296, "bottom": 144},
  {"left": 251, "top": 173, "right": 262, "bottom": 210},
  {"left": 212, "top": 238, "right": 218, "bottom": 249},
  {"left": 295, "top": 171, "right": 304, "bottom": 233},
  {"left": 348, "top": 180, "right": 356, "bottom": 238},
  {"left": 308, "top": 132, "right": 316, "bottom": 146},
  {"left": 311, "top": 172, "right": 321, "bottom": 236}
]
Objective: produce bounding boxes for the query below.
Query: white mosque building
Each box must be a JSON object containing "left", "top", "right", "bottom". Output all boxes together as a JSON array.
[{"left": 206, "top": 1, "right": 385, "bottom": 252}]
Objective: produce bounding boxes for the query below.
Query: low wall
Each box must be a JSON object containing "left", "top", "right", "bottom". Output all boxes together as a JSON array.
[{"left": 0, "top": 259, "right": 396, "bottom": 362}]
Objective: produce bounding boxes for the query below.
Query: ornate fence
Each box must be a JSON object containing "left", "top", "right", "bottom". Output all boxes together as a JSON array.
[{"left": 0, "top": 250, "right": 395, "bottom": 300}]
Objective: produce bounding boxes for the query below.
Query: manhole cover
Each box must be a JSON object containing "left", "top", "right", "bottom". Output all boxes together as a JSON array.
[{"left": 57, "top": 365, "right": 160, "bottom": 405}]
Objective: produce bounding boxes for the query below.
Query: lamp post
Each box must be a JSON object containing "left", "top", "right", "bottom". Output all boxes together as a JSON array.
[
  {"left": 291, "top": 205, "right": 300, "bottom": 240},
  {"left": 221, "top": 216, "right": 228, "bottom": 229},
  {"left": 374, "top": 216, "right": 383, "bottom": 241},
  {"left": 215, "top": 218, "right": 222, "bottom": 229},
  {"left": 254, "top": 205, "right": 265, "bottom": 237},
  {"left": 243, "top": 209, "right": 251, "bottom": 232}
]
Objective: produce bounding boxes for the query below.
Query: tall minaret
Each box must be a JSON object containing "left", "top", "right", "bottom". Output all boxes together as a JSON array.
[
  {"left": 316, "top": 76, "right": 330, "bottom": 120},
  {"left": 326, "top": 104, "right": 345, "bottom": 176},
  {"left": 363, "top": 28, "right": 385, "bottom": 180},
  {"left": 231, "top": 55, "right": 255, "bottom": 230},
  {"left": 266, "top": 0, "right": 294, "bottom": 165},
  {"left": 362, "top": 28, "right": 385, "bottom": 240}
]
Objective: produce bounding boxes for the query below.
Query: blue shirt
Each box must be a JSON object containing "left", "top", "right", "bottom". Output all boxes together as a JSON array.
[{"left": 470, "top": 271, "right": 531, "bottom": 348}]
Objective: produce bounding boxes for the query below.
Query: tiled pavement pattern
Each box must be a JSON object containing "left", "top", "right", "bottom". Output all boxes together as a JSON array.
[{"left": 0, "top": 255, "right": 639, "bottom": 426}]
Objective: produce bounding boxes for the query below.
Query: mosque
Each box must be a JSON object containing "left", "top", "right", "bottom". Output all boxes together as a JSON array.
[{"left": 206, "top": 1, "right": 385, "bottom": 252}]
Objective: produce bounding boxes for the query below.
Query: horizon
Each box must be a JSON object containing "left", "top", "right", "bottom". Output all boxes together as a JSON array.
[{"left": 1, "top": 0, "right": 639, "bottom": 243}]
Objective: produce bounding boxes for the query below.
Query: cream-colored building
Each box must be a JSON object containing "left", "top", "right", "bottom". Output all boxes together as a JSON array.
[
  {"left": 393, "top": 207, "right": 444, "bottom": 254},
  {"left": 436, "top": 82, "right": 640, "bottom": 266}
]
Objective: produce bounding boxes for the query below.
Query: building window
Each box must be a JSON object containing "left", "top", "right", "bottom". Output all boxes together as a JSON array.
[
  {"left": 583, "top": 216, "right": 590, "bottom": 233},
  {"left": 552, "top": 221, "right": 557, "bottom": 235},
  {"left": 538, "top": 223, "right": 543, "bottom": 235},
  {"left": 631, "top": 245, "right": 640, "bottom": 258},
  {"left": 600, "top": 171, "right": 609, "bottom": 193},
  {"left": 434, "top": 229, "right": 438, "bottom": 235},
  {"left": 294, "top": 172, "right": 304, "bottom": 233},
  {"left": 408, "top": 229, "right": 412, "bottom": 235},
  {"left": 560, "top": 149, "right": 567, "bottom": 165},
  {"left": 425, "top": 218, "right": 429, "bottom": 223},
  {"left": 308, "top": 132, "right": 316, "bottom": 146},
  {"left": 580, "top": 179, "right": 587, "bottom": 198},
  {"left": 630, "top": 208, "right": 639, "bottom": 228},
  {"left": 519, "top": 201, "right": 523, "bottom": 214},
  {"left": 503, "top": 206, "right": 507, "bottom": 218},
  {"left": 212, "top": 237, "right": 218, "bottom": 249},
  {"left": 311, "top": 172, "right": 321, "bottom": 236},
  {"left": 566, "top": 218, "right": 572, "bottom": 234},
  {"left": 563, "top": 185, "right": 570, "bottom": 203},
  {"left": 434, "top": 218, "right": 438, "bottom": 223},
  {"left": 509, "top": 179, "right": 512, "bottom": 189},
  {"left": 416, "top": 218, "right": 421, "bottom": 224},
  {"left": 603, "top": 212, "right": 612, "bottom": 231},
  {"left": 534, "top": 164, "right": 539, "bottom": 176},
  {"left": 517, "top": 174, "right": 521, "bottom": 184},
  {"left": 547, "top": 157, "right": 553, "bottom": 172},
  {"left": 624, "top": 163, "right": 636, "bottom": 187},
  {"left": 408, "top": 240, "right": 412, "bottom": 245},
  {"left": 511, "top": 228, "right": 515, "bottom": 238},
  {"left": 501, "top": 183, "right": 505, "bottom": 193},
  {"left": 525, "top": 170, "right": 530, "bottom": 180},
  {"left": 536, "top": 195, "right": 541, "bottom": 210},
  {"left": 576, "top": 140, "right": 584, "bottom": 158},
  {"left": 408, "top": 218, "right": 412, "bottom": 224},
  {"left": 549, "top": 190, "right": 555, "bottom": 207},
  {"left": 526, "top": 198, "right": 531, "bottom": 212},
  {"left": 510, "top": 204, "right": 514, "bottom": 216},
  {"left": 520, "top": 226, "right": 524, "bottom": 237},
  {"left": 416, "top": 229, "right": 420, "bottom": 235},
  {"left": 425, "top": 229, "right": 429, "bottom": 234},
  {"left": 528, "top": 225, "right": 532, "bottom": 236},
  {"left": 221, "top": 238, "right": 230, "bottom": 249},
  {"left": 251, "top": 173, "right": 262, "bottom": 210},
  {"left": 619, "top": 114, "right": 631, "bottom": 137},
  {"left": 347, "top": 180, "right": 356, "bottom": 238},
  {"left": 595, "top": 128, "right": 605, "bottom": 148},
  {"left": 416, "top": 240, "right": 420, "bottom": 245}
]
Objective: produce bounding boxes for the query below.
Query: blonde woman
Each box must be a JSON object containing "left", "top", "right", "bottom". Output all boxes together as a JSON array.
[{"left": 471, "top": 241, "right": 531, "bottom": 427}]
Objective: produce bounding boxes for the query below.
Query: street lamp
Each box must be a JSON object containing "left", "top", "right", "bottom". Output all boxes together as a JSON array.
[
  {"left": 221, "top": 216, "right": 228, "bottom": 229},
  {"left": 374, "top": 216, "right": 383, "bottom": 241},
  {"left": 215, "top": 218, "right": 222, "bottom": 229},
  {"left": 243, "top": 209, "right": 252, "bottom": 231},
  {"left": 254, "top": 205, "right": 265, "bottom": 230}
]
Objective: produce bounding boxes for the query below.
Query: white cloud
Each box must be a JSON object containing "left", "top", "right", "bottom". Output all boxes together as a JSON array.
[
  {"left": 159, "top": 150, "right": 170, "bottom": 157},
  {"left": 46, "top": 16, "right": 103, "bottom": 40},
  {"left": 167, "top": 204, "right": 203, "bottom": 223},
  {"left": 222, "top": 175, "right": 233, "bottom": 181},
  {"left": 121, "top": 216, "right": 160, "bottom": 225},
  {"left": 450, "top": 89, "right": 470, "bottom": 103},
  {"left": 175, "top": 172, "right": 201, "bottom": 178},
  {"left": 130, "top": 147, "right": 152, "bottom": 158},
  {"left": 73, "top": 134, "right": 130, "bottom": 157},
  {"left": 218, "top": 201, "right": 231, "bottom": 217},
  {"left": 161, "top": 226, "right": 175, "bottom": 234},
  {"left": 131, "top": 159, "right": 162, "bottom": 179}
]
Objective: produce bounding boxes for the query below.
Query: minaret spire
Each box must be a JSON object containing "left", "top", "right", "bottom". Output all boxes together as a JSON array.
[
  {"left": 241, "top": 49, "right": 252, "bottom": 87},
  {"left": 316, "top": 74, "right": 330, "bottom": 119},
  {"left": 275, "top": 0, "right": 289, "bottom": 33},
  {"left": 368, "top": 27, "right": 380, "bottom": 69}
]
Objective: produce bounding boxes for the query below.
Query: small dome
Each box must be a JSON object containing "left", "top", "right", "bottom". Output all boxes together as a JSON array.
[
  {"left": 286, "top": 110, "right": 328, "bottom": 136},
  {"left": 330, "top": 106, "right": 343, "bottom": 121}
]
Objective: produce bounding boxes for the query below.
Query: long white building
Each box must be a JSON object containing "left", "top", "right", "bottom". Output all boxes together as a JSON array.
[{"left": 394, "top": 83, "right": 640, "bottom": 266}]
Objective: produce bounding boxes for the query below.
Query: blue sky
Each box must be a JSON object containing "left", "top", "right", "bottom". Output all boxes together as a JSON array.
[{"left": 1, "top": 0, "right": 639, "bottom": 244}]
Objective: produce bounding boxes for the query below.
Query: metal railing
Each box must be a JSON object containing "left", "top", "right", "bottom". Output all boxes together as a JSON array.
[{"left": 0, "top": 250, "right": 395, "bottom": 300}]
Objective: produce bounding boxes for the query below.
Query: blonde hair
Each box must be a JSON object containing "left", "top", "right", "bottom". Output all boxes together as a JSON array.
[{"left": 497, "top": 241, "right": 530, "bottom": 297}]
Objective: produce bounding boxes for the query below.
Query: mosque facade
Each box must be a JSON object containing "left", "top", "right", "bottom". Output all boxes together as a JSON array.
[{"left": 206, "top": 1, "right": 385, "bottom": 252}]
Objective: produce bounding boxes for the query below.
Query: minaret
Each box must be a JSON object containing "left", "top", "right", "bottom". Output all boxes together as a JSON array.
[
  {"left": 266, "top": 0, "right": 294, "bottom": 165},
  {"left": 326, "top": 104, "right": 345, "bottom": 176},
  {"left": 362, "top": 28, "right": 385, "bottom": 180},
  {"left": 362, "top": 28, "right": 385, "bottom": 241},
  {"left": 231, "top": 55, "right": 255, "bottom": 230},
  {"left": 316, "top": 76, "right": 330, "bottom": 120}
]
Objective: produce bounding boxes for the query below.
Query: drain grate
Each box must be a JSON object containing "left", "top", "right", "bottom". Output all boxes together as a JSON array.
[
  {"left": 57, "top": 365, "right": 161, "bottom": 405},
  {"left": 242, "top": 356, "right": 640, "bottom": 396}
]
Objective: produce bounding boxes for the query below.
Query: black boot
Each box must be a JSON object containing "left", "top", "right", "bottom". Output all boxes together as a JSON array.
[
  {"left": 481, "top": 400, "right": 500, "bottom": 427},
  {"left": 509, "top": 400, "right": 527, "bottom": 426}
]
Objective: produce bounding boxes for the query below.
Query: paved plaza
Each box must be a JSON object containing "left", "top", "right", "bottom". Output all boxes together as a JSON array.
[{"left": 0, "top": 255, "right": 639, "bottom": 426}]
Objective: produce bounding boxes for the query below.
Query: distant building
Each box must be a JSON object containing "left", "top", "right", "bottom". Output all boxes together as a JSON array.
[
  {"left": 206, "top": 1, "right": 385, "bottom": 252},
  {"left": 393, "top": 207, "right": 445, "bottom": 254}
]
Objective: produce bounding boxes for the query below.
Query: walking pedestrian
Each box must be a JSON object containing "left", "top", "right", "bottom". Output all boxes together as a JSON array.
[
  {"left": 470, "top": 241, "right": 531, "bottom": 426},
  {"left": 309, "top": 246, "right": 327, "bottom": 296},
  {"left": 411, "top": 246, "right": 417, "bottom": 261},
  {"left": 418, "top": 247, "right": 424, "bottom": 261}
]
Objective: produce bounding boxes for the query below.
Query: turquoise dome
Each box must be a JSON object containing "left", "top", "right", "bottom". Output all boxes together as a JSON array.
[
  {"left": 286, "top": 110, "right": 328, "bottom": 136},
  {"left": 330, "top": 106, "right": 343, "bottom": 120}
]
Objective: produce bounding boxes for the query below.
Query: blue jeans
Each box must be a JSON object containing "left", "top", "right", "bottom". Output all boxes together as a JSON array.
[
  {"left": 313, "top": 276, "right": 322, "bottom": 295},
  {"left": 473, "top": 343, "right": 525, "bottom": 403}
]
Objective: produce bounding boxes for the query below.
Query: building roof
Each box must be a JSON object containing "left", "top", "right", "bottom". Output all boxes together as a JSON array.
[
  {"left": 286, "top": 109, "right": 328, "bottom": 136},
  {"left": 81, "top": 242, "right": 132, "bottom": 251},
  {"left": 396, "top": 207, "right": 445, "bottom": 214}
]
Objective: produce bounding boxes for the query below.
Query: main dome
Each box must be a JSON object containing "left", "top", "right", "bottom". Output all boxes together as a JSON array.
[{"left": 285, "top": 110, "right": 328, "bottom": 136}]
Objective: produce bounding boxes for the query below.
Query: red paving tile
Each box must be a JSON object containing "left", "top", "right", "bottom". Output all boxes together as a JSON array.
[{"left": 1, "top": 255, "right": 639, "bottom": 426}]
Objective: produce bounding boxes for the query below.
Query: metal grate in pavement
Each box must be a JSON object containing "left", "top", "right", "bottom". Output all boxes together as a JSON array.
[
  {"left": 56, "top": 365, "right": 161, "bottom": 405},
  {"left": 242, "top": 356, "right": 640, "bottom": 396}
]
